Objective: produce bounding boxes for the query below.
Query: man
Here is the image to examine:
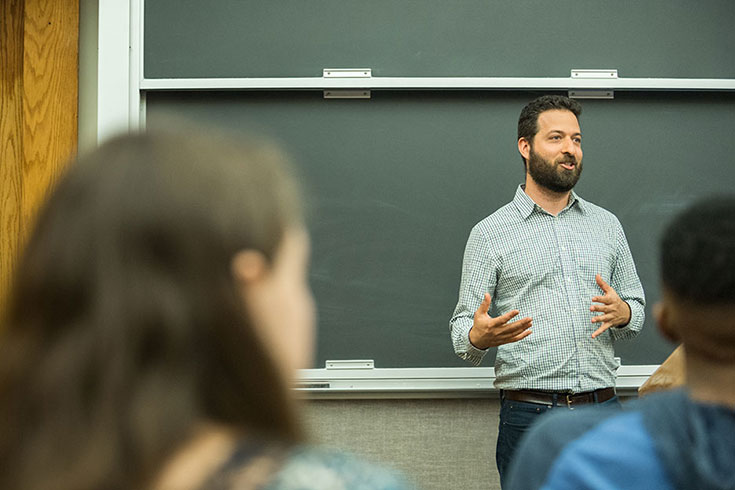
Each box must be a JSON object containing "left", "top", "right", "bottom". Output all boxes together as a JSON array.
[
  {"left": 449, "top": 95, "right": 645, "bottom": 484},
  {"left": 506, "top": 197, "right": 735, "bottom": 490}
]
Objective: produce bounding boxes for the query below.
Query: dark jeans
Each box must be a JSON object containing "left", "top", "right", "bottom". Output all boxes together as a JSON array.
[{"left": 495, "top": 393, "right": 621, "bottom": 488}]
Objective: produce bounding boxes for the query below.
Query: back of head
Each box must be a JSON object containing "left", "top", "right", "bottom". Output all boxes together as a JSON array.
[
  {"left": 0, "top": 128, "right": 304, "bottom": 490},
  {"left": 660, "top": 196, "right": 735, "bottom": 362}
]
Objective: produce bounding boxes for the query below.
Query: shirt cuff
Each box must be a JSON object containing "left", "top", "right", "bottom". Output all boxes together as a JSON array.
[
  {"left": 610, "top": 300, "right": 644, "bottom": 341},
  {"left": 462, "top": 331, "right": 488, "bottom": 366}
]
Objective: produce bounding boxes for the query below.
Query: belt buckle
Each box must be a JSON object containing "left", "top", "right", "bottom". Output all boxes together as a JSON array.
[{"left": 565, "top": 394, "right": 575, "bottom": 409}]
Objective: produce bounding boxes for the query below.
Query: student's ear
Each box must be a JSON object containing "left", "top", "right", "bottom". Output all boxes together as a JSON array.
[
  {"left": 654, "top": 301, "right": 680, "bottom": 343},
  {"left": 231, "top": 250, "right": 268, "bottom": 286},
  {"left": 518, "top": 137, "right": 531, "bottom": 162}
]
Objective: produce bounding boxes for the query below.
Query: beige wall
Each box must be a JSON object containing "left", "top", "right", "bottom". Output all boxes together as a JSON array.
[{"left": 305, "top": 398, "right": 503, "bottom": 490}]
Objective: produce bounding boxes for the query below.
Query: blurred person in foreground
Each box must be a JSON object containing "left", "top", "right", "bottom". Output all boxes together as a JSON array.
[
  {"left": 0, "top": 129, "right": 415, "bottom": 490},
  {"left": 506, "top": 196, "right": 735, "bottom": 489}
]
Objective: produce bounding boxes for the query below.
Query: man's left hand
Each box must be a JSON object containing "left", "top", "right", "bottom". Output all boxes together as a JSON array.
[{"left": 590, "top": 274, "right": 631, "bottom": 338}]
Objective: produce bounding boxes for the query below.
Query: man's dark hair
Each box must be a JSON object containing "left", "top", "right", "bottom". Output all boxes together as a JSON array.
[
  {"left": 517, "top": 95, "right": 582, "bottom": 143},
  {"left": 661, "top": 196, "right": 735, "bottom": 304}
]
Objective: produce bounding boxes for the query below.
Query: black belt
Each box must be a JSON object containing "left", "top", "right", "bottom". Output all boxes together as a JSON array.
[{"left": 503, "top": 387, "right": 616, "bottom": 408}]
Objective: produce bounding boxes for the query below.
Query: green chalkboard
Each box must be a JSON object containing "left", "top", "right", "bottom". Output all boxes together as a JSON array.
[
  {"left": 146, "top": 91, "right": 735, "bottom": 367},
  {"left": 144, "top": 0, "right": 735, "bottom": 78}
]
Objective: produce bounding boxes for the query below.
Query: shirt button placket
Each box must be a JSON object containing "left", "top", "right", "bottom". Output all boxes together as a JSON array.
[{"left": 555, "top": 215, "right": 581, "bottom": 383}]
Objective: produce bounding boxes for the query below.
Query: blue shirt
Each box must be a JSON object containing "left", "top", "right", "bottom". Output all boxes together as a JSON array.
[
  {"left": 539, "top": 411, "right": 673, "bottom": 489},
  {"left": 507, "top": 389, "right": 735, "bottom": 490},
  {"left": 450, "top": 185, "right": 645, "bottom": 391}
]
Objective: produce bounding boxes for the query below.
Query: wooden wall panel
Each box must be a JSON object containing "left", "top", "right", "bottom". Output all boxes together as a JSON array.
[
  {"left": 0, "top": 0, "right": 78, "bottom": 317},
  {"left": 1, "top": 0, "right": 26, "bottom": 313},
  {"left": 21, "top": 0, "right": 78, "bottom": 236}
]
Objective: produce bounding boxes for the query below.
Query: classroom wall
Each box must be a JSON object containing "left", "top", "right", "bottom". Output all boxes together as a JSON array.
[
  {"left": 304, "top": 398, "right": 502, "bottom": 490},
  {"left": 304, "top": 394, "right": 637, "bottom": 489},
  {"left": 0, "top": 0, "right": 78, "bottom": 318},
  {"left": 74, "top": 4, "right": 682, "bottom": 488}
]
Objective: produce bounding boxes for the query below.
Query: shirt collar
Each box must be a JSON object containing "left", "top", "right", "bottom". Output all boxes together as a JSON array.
[
  {"left": 513, "top": 184, "right": 587, "bottom": 219},
  {"left": 569, "top": 189, "right": 587, "bottom": 214}
]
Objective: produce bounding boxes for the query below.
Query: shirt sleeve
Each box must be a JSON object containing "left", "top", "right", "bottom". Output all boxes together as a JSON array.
[
  {"left": 449, "top": 225, "right": 498, "bottom": 366},
  {"left": 608, "top": 220, "right": 646, "bottom": 342}
]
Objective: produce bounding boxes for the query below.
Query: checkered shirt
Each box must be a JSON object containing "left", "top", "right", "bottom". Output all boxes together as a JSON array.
[{"left": 450, "top": 185, "right": 645, "bottom": 392}]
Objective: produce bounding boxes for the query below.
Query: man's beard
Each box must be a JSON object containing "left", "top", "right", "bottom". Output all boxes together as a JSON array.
[{"left": 527, "top": 147, "right": 582, "bottom": 193}]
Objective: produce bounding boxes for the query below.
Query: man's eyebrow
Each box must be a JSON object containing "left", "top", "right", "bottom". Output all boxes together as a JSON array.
[{"left": 545, "top": 129, "right": 582, "bottom": 136}]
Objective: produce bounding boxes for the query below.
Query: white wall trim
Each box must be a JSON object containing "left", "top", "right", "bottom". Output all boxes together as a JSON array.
[
  {"left": 129, "top": 0, "right": 144, "bottom": 131},
  {"left": 95, "top": 0, "right": 132, "bottom": 144},
  {"left": 296, "top": 366, "right": 658, "bottom": 398},
  {"left": 139, "top": 76, "right": 735, "bottom": 92}
]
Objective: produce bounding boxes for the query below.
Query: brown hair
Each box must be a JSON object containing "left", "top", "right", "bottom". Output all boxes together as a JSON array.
[
  {"left": 517, "top": 95, "right": 582, "bottom": 167},
  {"left": 0, "top": 128, "right": 305, "bottom": 490}
]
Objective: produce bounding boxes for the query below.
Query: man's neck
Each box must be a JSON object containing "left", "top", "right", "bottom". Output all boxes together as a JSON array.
[
  {"left": 524, "top": 176, "right": 571, "bottom": 216},
  {"left": 686, "top": 356, "right": 735, "bottom": 409}
]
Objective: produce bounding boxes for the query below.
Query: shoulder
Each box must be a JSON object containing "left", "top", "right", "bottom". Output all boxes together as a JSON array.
[
  {"left": 472, "top": 201, "right": 522, "bottom": 239},
  {"left": 265, "top": 445, "right": 416, "bottom": 490},
  {"left": 576, "top": 196, "right": 621, "bottom": 225},
  {"left": 542, "top": 411, "right": 672, "bottom": 489},
  {"left": 507, "top": 408, "right": 671, "bottom": 490}
]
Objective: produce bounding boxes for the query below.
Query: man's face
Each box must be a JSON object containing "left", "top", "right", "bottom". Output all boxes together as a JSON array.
[{"left": 525, "top": 109, "right": 583, "bottom": 193}]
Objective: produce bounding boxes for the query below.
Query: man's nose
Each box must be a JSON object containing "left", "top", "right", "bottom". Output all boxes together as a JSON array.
[{"left": 561, "top": 137, "right": 576, "bottom": 154}]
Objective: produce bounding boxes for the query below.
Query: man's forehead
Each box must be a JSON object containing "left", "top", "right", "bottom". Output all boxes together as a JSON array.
[{"left": 537, "top": 109, "right": 581, "bottom": 133}]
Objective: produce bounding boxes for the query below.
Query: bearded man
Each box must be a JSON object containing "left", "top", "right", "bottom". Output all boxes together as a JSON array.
[{"left": 449, "top": 95, "right": 646, "bottom": 487}]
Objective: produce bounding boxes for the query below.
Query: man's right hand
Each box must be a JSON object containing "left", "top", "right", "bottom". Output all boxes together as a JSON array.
[{"left": 468, "top": 293, "right": 532, "bottom": 349}]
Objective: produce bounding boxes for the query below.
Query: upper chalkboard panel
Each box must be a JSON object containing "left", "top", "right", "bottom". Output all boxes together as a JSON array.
[{"left": 144, "top": 0, "right": 735, "bottom": 79}]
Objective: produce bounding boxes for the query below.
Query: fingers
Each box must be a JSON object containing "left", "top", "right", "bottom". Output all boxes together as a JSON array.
[
  {"left": 590, "top": 303, "right": 612, "bottom": 313},
  {"left": 591, "top": 323, "right": 611, "bottom": 338},
  {"left": 591, "top": 295, "right": 612, "bottom": 304},
  {"left": 591, "top": 313, "right": 613, "bottom": 324},
  {"left": 493, "top": 318, "right": 533, "bottom": 345},
  {"left": 476, "top": 293, "right": 492, "bottom": 316},
  {"left": 505, "top": 316, "right": 532, "bottom": 330},
  {"left": 495, "top": 316, "right": 532, "bottom": 337},
  {"left": 595, "top": 274, "right": 611, "bottom": 293},
  {"left": 495, "top": 308, "right": 521, "bottom": 324},
  {"left": 502, "top": 329, "right": 533, "bottom": 345},
  {"left": 471, "top": 300, "right": 531, "bottom": 347}
]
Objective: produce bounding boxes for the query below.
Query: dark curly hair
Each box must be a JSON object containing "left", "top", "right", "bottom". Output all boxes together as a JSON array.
[
  {"left": 660, "top": 196, "right": 735, "bottom": 362},
  {"left": 661, "top": 196, "right": 735, "bottom": 304}
]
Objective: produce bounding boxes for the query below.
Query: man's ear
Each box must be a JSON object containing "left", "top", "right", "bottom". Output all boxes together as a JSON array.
[
  {"left": 231, "top": 250, "right": 268, "bottom": 286},
  {"left": 518, "top": 137, "right": 531, "bottom": 162},
  {"left": 654, "top": 301, "right": 680, "bottom": 343}
]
